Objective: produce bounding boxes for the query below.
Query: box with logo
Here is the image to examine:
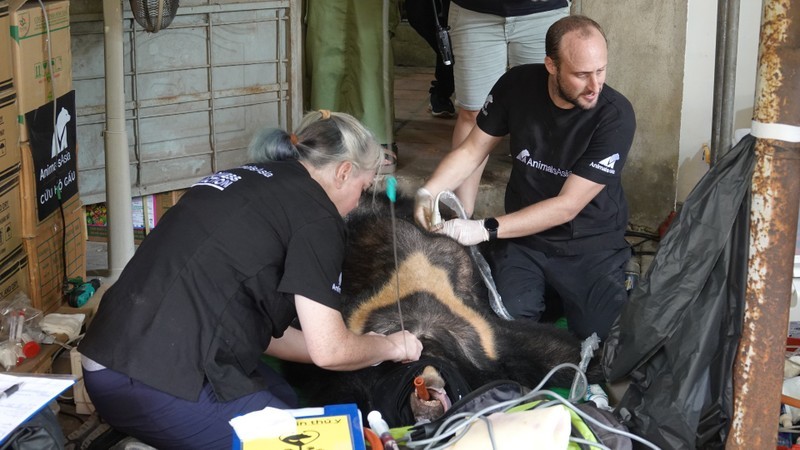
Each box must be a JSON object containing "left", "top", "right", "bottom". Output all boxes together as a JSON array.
[
  {"left": 0, "top": 88, "right": 19, "bottom": 177},
  {"left": 10, "top": 0, "right": 72, "bottom": 142},
  {"left": 22, "top": 192, "right": 84, "bottom": 313},
  {"left": 0, "top": 246, "right": 28, "bottom": 302},
  {"left": 85, "top": 189, "right": 188, "bottom": 243},
  {"left": 86, "top": 197, "right": 156, "bottom": 244},
  {"left": 0, "top": 170, "right": 22, "bottom": 264},
  {"left": 0, "top": 1, "right": 12, "bottom": 92}
]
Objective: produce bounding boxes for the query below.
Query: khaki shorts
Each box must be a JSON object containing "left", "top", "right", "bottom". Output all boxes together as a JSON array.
[{"left": 448, "top": 3, "right": 569, "bottom": 110}]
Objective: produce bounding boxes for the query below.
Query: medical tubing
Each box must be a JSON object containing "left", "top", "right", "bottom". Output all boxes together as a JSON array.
[
  {"left": 364, "top": 426, "right": 384, "bottom": 450},
  {"left": 368, "top": 411, "right": 400, "bottom": 450},
  {"left": 432, "top": 191, "right": 514, "bottom": 320},
  {"left": 569, "top": 332, "right": 601, "bottom": 401},
  {"left": 386, "top": 176, "right": 408, "bottom": 358},
  {"left": 414, "top": 376, "right": 430, "bottom": 401},
  {"left": 406, "top": 359, "right": 661, "bottom": 450}
]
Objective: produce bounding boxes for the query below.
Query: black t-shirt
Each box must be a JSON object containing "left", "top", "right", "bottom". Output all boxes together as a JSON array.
[
  {"left": 79, "top": 161, "right": 346, "bottom": 402},
  {"left": 452, "top": 0, "right": 567, "bottom": 16},
  {"left": 478, "top": 64, "right": 636, "bottom": 255}
]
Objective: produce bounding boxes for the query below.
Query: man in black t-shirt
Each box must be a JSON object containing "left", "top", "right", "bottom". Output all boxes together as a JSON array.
[
  {"left": 447, "top": 0, "right": 570, "bottom": 215},
  {"left": 415, "top": 15, "right": 635, "bottom": 340}
]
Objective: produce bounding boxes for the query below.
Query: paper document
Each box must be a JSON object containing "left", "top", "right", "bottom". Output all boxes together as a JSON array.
[
  {"left": 231, "top": 403, "right": 366, "bottom": 450},
  {"left": 0, "top": 373, "right": 75, "bottom": 444}
]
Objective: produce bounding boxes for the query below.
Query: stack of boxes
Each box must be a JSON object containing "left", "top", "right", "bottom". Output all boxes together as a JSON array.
[
  {"left": 0, "top": 0, "right": 26, "bottom": 304},
  {"left": 85, "top": 189, "right": 188, "bottom": 244},
  {"left": 0, "top": 0, "right": 85, "bottom": 314}
]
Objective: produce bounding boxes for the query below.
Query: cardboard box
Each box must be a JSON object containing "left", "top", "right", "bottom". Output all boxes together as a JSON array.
[
  {"left": 0, "top": 171, "right": 22, "bottom": 264},
  {"left": 22, "top": 194, "right": 85, "bottom": 313},
  {"left": 8, "top": 0, "right": 28, "bottom": 13},
  {"left": 17, "top": 133, "right": 84, "bottom": 312},
  {"left": 155, "top": 188, "right": 188, "bottom": 220},
  {"left": 85, "top": 189, "right": 188, "bottom": 243},
  {"left": 0, "top": 88, "right": 19, "bottom": 177},
  {"left": 0, "top": 1, "right": 12, "bottom": 92},
  {"left": 10, "top": 0, "right": 72, "bottom": 142},
  {"left": 0, "top": 246, "right": 28, "bottom": 301},
  {"left": 86, "top": 198, "right": 153, "bottom": 244}
]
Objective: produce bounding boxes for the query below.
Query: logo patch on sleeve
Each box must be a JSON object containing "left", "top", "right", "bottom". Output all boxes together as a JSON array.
[
  {"left": 331, "top": 273, "right": 342, "bottom": 294},
  {"left": 590, "top": 153, "right": 620, "bottom": 174}
]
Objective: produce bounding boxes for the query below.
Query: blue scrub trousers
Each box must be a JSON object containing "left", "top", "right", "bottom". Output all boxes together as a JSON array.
[{"left": 83, "top": 361, "right": 298, "bottom": 449}]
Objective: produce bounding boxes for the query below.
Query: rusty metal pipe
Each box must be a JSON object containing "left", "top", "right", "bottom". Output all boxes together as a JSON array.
[{"left": 726, "top": 0, "right": 800, "bottom": 447}]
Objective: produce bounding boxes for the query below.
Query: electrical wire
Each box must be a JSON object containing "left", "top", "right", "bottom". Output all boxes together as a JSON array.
[
  {"left": 625, "top": 230, "right": 660, "bottom": 241},
  {"left": 570, "top": 437, "right": 611, "bottom": 449},
  {"left": 36, "top": 0, "right": 71, "bottom": 303},
  {"left": 405, "top": 363, "right": 584, "bottom": 449},
  {"left": 403, "top": 363, "right": 662, "bottom": 450},
  {"left": 49, "top": 333, "right": 85, "bottom": 369},
  {"left": 36, "top": 0, "right": 57, "bottom": 133}
]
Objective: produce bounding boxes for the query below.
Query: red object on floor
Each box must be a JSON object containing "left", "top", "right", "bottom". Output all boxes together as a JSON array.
[
  {"left": 23, "top": 341, "right": 41, "bottom": 358},
  {"left": 658, "top": 210, "right": 677, "bottom": 239}
]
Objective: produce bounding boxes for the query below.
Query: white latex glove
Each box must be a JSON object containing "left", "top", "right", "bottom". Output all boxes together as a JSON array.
[
  {"left": 414, "top": 187, "right": 437, "bottom": 230},
  {"left": 439, "top": 218, "right": 489, "bottom": 246}
]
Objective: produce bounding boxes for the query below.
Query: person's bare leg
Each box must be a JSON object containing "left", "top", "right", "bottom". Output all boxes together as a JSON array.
[{"left": 452, "top": 108, "right": 488, "bottom": 217}]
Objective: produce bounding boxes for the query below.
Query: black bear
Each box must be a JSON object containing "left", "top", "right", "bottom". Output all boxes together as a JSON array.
[{"left": 284, "top": 193, "right": 604, "bottom": 426}]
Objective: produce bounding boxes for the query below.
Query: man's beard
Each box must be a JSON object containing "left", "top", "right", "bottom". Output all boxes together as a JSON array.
[{"left": 556, "top": 72, "right": 601, "bottom": 110}]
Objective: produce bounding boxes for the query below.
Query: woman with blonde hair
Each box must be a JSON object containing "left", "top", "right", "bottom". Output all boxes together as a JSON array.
[{"left": 79, "top": 110, "right": 423, "bottom": 449}]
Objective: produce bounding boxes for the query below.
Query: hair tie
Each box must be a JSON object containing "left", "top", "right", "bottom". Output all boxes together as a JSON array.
[
  {"left": 319, "top": 109, "right": 331, "bottom": 120},
  {"left": 289, "top": 133, "right": 299, "bottom": 145}
]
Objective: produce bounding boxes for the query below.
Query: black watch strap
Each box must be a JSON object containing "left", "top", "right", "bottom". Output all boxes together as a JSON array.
[{"left": 484, "top": 217, "right": 499, "bottom": 240}]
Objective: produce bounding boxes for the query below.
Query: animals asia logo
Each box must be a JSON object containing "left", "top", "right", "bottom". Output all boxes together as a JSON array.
[
  {"left": 51, "top": 107, "right": 71, "bottom": 157},
  {"left": 590, "top": 153, "right": 620, "bottom": 175},
  {"left": 25, "top": 90, "right": 78, "bottom": 220}
]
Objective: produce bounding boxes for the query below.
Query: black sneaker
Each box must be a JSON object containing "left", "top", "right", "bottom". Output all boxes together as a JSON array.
[{"left": 429, "top": 93, "right": 456, "bottom": 118}]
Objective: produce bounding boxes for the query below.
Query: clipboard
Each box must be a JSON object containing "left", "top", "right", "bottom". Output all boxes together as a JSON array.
[{"left": 0, "top": 372, "right": 75, "bottom": 444}]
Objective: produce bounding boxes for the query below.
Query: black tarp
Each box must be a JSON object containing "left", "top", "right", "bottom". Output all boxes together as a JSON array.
[{"left": 602, "top": 135, "right": 757, "bottom": 449}]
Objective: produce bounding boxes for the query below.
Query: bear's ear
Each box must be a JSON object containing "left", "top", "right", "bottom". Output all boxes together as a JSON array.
[{"left": 355, "top": 189, "right": 416, "bottom": 221}]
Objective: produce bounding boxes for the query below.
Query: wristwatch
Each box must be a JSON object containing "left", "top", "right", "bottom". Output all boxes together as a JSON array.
[{"left": 484, "top": 217, "right": 499, "bottom": 240}]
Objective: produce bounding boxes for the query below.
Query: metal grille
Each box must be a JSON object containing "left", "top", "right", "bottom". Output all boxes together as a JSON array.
[
  {"left": 129, "top": 0, "right": 179, "bottom": 32},
  {"left": 71, "top": 1, "right": 302, "bottom": 205}
]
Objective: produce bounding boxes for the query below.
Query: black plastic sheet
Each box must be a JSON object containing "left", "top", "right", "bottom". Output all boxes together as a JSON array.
[{"left": 602, "top": 135, "right": 757, "bottom": 449}]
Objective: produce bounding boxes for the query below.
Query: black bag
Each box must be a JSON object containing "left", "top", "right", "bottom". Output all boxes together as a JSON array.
[
  {"left": 409, "top": 380, "right": 633, "bottom": 449},
  {"left": 1, "top": 404, "right": 65, "bottom": 450},
  {"left": 409, "top": 379, "right": 529, "bottom": 440},
  {"left": 602, "top": 135, "right": 756, "bottom": 448}
]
